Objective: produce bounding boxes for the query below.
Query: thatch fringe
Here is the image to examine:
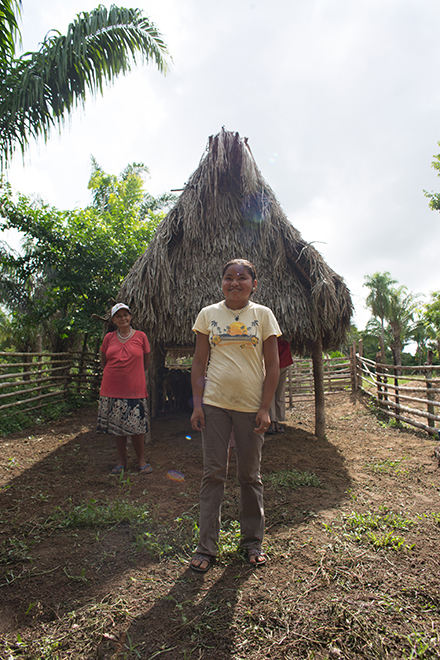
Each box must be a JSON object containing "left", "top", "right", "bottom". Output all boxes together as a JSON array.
[{"left": 118, "top": 128, "right": 352, "bottom": 355}]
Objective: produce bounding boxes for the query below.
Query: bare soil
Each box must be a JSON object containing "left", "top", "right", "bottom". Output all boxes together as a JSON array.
[{"left": 1, "top": 393, "right": 440, "bottom": 659}]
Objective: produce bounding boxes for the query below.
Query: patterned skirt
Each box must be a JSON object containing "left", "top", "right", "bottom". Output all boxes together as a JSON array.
[{"left": 97, "top": 397, "right": 148, "bottom": 436}]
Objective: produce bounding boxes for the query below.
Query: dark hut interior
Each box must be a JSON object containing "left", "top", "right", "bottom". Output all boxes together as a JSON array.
[{"left": 117, "top": 128, "right": 353, "bottom": 436}]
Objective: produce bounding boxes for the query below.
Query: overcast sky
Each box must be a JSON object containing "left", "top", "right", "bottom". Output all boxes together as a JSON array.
[{"left": 5, "top": 0, "right": 440, "bottom": 331}]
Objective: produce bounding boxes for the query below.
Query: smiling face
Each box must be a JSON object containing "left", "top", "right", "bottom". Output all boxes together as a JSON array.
[
  {"left": 112, "top": 309, "right": 132, "bottom": 331},
  {"left": 221, "top": 264, "right": 257, "bottom": 310}
]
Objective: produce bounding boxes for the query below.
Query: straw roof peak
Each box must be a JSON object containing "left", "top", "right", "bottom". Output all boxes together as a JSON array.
[{"left": 118, "top": 128, "right": 352, "bottom": 354}]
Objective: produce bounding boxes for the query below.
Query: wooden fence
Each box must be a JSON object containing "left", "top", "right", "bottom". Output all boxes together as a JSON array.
[
  {"left": 0, "top": 351, "right": 351, "bottom": 419},
  {"left": 2, "top": 347, "right": 439, "bottom": 438},
  {"left": 285, "top": 356, "right": 351, "bottom": 405},
  {"left": 0, "top": 350, "right": 101, "bottom": 422},
  {"left": 354, "top": 353, "right": 440, "bottom": 437}
]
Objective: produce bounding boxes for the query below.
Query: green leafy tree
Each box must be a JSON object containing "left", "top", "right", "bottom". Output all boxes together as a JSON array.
[
  {"left": 363, "top": 271, "right": 397, "bottom": 362},
  {"left": 0, "top": 4, "right": 169, "bottom": 164},
  {"left": 0, "top": 161, "right": 173, "bottom": 352}
]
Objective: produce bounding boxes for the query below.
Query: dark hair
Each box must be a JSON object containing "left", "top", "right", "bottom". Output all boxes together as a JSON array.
[{"left": 222, "top": 259, "right": 257, "bottom": 281}]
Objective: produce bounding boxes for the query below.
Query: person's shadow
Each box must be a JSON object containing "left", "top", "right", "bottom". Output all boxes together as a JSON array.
[{"left": 100, "top": 561, "right": 256, "bottom": 659}]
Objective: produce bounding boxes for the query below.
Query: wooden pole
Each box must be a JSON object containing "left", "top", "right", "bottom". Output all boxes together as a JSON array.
[
  {"left": 426, "top": 350, "right": 435, "bottom": 426},
  {"left": 350, "top": 343, "right": 356, "bottom": 392},
  {"left": 312, "top": 335, "right": 326, "bottom": 439},
  {"left": 358, "top": 339, "right": 363, "bottom": 390},
  {"left": 288, "top": 365, "right": 293, "bottom": 408}
]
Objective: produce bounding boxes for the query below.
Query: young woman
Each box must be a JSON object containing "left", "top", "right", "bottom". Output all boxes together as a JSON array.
[
  {"left": 97, "top": 303, "right": 152, "bottom": 474},
  {"left": 190, "top": 259, "right": 280, "bottom": 572}
]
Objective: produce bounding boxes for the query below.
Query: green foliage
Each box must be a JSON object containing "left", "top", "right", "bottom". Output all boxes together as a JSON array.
[
  {"left": 328, "top": 350, "right": 344, "bottom": 358},
  {"left": 51, "top": 498, "right": 149, "bottom": 529},
  {"left": 0, "top": 160, "right": 173, "bottom": 351},
  {"left": 342, "top": 506, "right": 415, "bottom": 551},
  {"left": 0, "top": 536, "right": 33, "bottom": 564},
  {"left": 424, "top": 143, "right": 440, "bottom": 211},
  {"left": 0, "top": 0, "right": 22, "bottom": 61},
  {"left": 263, "top": 468, "right": 322, "bottom": 489},
  {"left": 365, "top": 457, "right": 408, "bottom": 475},
  {"left": 0, "top": 5, "right": 169, "bottom": 163},
  {"left": 218, "top": 519, "right": 241, "bottom": 557},
  {"left": 0, "top": 395, "right": 94, "bottom": 437}
]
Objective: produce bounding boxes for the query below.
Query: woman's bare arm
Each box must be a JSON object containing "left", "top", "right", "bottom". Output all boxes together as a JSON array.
[{"left": 190, "top": 332, "right": 210, "bottom": 431}]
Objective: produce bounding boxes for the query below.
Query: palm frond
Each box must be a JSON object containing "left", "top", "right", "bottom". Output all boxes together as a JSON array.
[
  {"left": 0, "top": 0, "right": 22, "bottom": 60},
  {"left": 0, "top": 5, "right": 169, "bottom": 164}
]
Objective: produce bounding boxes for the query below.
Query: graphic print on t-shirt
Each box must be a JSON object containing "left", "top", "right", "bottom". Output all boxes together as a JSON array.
[{"left": 209, "top": 319, "right": 259, "bottom": 349}]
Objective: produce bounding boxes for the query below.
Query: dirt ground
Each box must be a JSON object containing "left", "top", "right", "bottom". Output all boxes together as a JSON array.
[{"left": 1, "top": 393, "right": 440, "bottom": 659}]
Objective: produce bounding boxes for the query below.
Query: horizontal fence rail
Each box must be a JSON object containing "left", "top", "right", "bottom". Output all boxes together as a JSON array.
[
  {"left": 286, "top": 356, "right": 351, "bottom": 405},
  {"left": 3, "top": 346, "right": 438, "bottom": 439},
  {"left": 355, "top": 354, "right": 440, "bottom": 437},
  {"left": 0, "top": 351, "right": 102, "bottom": 420}
]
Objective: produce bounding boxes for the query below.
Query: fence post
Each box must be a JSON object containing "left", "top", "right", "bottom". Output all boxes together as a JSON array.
[
  {"left": 288, "top": 364, "right": 293, "bottom": 408},
  {"left": 393, "top": 359, "right": 400, "bottom": 420},
  {"left": 425, "top": 350, "right": 435, "bottom": 426},
  {"left": 358, "top": 339, "right": 363, "bottom": 390},
  {"left": 91, "top": 337, "right": 102, "bottom": 400},
  {"left": 326, "top": 354, "right": 332, "bottom": 392},
  {"left": 312, "top": 336, "right": 326, "bottom": 439},
  {"left": 350, "top": 343, "right": 356, "bottom": 392},
  {"left": 375, "top": 351, "right": 389, "bottom": 404}
]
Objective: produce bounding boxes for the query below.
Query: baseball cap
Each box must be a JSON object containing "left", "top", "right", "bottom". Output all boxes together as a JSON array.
[{"left": 111, "top": 303, "right": 131, "bottom": 318}]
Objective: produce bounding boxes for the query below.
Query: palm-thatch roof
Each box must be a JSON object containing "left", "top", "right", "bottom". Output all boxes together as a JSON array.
[{"left": 118, "top": 128, "right": 352, "bottom": 355}]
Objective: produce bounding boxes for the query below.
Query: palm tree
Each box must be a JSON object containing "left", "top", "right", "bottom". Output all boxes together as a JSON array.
[
  {"left": 363, "top": 271, "right": 397, "bottom": 363},
  {"left": 0, "top": 4, "right": 169, "bottom": 165},
  {"left": 387, "top": 286, "right": 420, "bottom": 372}
]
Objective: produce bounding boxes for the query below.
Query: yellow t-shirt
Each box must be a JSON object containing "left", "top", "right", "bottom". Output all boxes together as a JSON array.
[{"left": 192, "top": 300, "right": 281, "bottom": 413}]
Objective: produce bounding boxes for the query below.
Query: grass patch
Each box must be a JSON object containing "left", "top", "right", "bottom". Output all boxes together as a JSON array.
[
  {"left": 366, "top": 457, "right": 409, "bottom": 475},
  {"left": 0, "top": 396, "right": 97, "bottom": 436},
  {"left": 342, "top": 506, "right": 416, "bottom": 551},
  {"left": 2, "top": 596, "right": 132, "bottom": 660},
  {"left": 263, "top": 468, "right": 322, "bottom": 489},
  {"left": 50, "top": 498, "right": 149, "bottom": 529}
]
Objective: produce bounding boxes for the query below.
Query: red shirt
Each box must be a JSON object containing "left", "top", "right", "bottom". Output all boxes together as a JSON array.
[
  {"left": 278, "top": 338, "right": 293, "bottom": 368},
  {"left": 100, "top": 330, "right": 150, "bottom": 398}
]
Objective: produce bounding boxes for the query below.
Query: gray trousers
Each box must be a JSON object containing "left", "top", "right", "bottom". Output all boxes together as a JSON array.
[
  {"left": 196, "top": 404, "right": 265, "bottom": 557},
  {"left": 269, "top": 367, "right": 288, "bottom": 422}
]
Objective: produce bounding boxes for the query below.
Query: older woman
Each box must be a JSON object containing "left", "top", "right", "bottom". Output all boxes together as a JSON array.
[{"left": 97, "top": 303, "right": 152, "bottom": 474}]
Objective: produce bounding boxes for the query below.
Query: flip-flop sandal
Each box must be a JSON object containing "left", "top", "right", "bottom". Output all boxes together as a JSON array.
[
  {"left": 111, "top": 465, "right": 126, "bottom": 475},
  {"left": 190, "top": 553, "right": 214, "bottom": 573},
  {"left": 139, "top": 463, "right": 153, "bottom": 474},
  {"left": 276, "top": 428, "right": 285, "bottom": 433},
  {"left": 247, "top": 548, "right": 267, "bottom": 567}
]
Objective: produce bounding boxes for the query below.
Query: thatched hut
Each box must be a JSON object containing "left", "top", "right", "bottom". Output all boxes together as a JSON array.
[{"left": 118, "top": 128, "right": 352, "bottom": 437}]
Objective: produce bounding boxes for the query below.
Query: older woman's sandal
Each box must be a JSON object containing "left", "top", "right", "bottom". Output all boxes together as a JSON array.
[
  {"left": 139, "top": 463, "right": 153, "bottom": 474},
  {"left": 247, "top": 548, "right": 267, "bottom": 566},
  {"left": 190, "top": 553, "right": 214, "bottom": 573}
]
